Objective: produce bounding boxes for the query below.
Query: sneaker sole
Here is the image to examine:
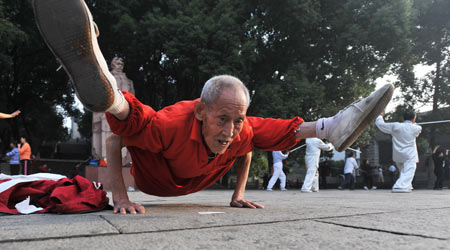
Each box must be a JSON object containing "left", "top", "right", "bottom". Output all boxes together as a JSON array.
[
  {"left": 337, "top": 84, "right": 394, "bottom": 151},
  {"left": 33, "top": 0, "right": 115, "bottom": 112}
]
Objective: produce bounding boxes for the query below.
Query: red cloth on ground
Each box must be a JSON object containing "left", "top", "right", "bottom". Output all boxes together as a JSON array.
[
  {"left": 0, "top": 175, "right": 109, "bottom": 214},
  {"left": 106, "top": 91, "right": 304, "bottom": 197}
]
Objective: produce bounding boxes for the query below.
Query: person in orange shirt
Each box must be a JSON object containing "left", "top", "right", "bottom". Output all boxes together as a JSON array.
[
  {"left": 18, "top": 137, "right": 32, "bottom": 175},
  {"left": 33, "top": 0, "right": 394, "bottom": 215}
]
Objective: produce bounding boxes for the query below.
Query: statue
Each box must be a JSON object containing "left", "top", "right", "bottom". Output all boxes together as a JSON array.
[{"left": 92, "top": 57, "right": 135, "bottom": 166}]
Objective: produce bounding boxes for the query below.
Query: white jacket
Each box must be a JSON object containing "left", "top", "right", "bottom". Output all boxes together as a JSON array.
[
  {"left": 305, "top": 138, "right": 334, "bottom": 157},
  {"left": 375, "top": 116, "right": 422, "bottom": 163},
  {"left": 272, "top": 151, "right": 289, "bottom": 165},
  {"left": 343, "top": 157, "right": 359, "bottom": 174}
]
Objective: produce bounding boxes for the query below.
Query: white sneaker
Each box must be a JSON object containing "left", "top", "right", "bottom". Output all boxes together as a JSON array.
[
  {"left": 392, "top": 188, "right": 411, "bottom": 193},
  {"left": 301, "top": 189, "right": 312, "bottom": 193},
  {"left": 363, "top": 186, "right": 369, "bottom": 190},
  {"left": 266, "top": 188, "right": 273, "bottom": 191},
  {"left": 317, "top": 83, "right": 394, "bottom": 152},
  {"left": 371, "top": 186, "right": 377, "bottom": 190},
  {"left": 33, "top": 0, "right": 125, "bottom": 113},
  {"left": 280, "top": 188, "right": 288, "bottom": 191}
]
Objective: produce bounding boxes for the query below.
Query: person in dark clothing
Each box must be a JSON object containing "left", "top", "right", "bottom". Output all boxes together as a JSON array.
[
  {"left": 444, "top": 150, "right": 450, "bottom": 187},
  {"left": 433, "top": 146, "right": 445, "bottom": 190},
  {"left": 360, "top": 159, "right": 375, "bottom": 190},
  {"left": 319, "top": 161, "right": 330, "bottom": 189}
]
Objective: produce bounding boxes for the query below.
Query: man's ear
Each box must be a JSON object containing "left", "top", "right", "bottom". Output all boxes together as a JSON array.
[{"left": 194, "top": 100, "right": 206, "bottom": 121}]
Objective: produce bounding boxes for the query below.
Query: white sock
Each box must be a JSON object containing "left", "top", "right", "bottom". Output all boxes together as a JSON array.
[
  {"left": 106, "top": 88, "right": 127, "bottom": 115},
  {"left": 315, "top": 115, "right": 342, "bottom": 139}
]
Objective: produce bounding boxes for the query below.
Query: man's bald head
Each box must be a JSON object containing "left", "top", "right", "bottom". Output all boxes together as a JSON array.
[{"left": 200, "top": 75, "right": 250, "bottom": 107}]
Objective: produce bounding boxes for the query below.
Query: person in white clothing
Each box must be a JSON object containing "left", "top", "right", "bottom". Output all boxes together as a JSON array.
[
  {"left": 338, "top": 151, "right": 359, "bottom": 190},
  {"left": 375, "top": 111, "right": 422, "bottom": 193},
  {"left": 301, "top": 138, "right": 334, "bottom": 192},
  {"left": 267, "top": 151, "right": 289, "bottom": 191}
]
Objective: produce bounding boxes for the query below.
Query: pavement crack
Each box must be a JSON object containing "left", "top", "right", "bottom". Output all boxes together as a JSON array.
[
  {"left": 313, "top": 220, "right": 447, "bottom": 241},
  {"left": 99, "top": 215, "right": 123, "bottom": 234}
]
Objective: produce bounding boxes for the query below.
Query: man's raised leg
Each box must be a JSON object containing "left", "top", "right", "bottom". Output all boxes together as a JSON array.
[
  {"left": 296, "top": 84, "right": 394, "bottom": 152},
  {"left": 33, "top": 0, "right": 129, "bottom": 119}
]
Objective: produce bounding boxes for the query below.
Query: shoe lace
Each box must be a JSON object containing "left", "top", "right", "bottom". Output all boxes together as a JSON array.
[{"left": 93, "top": 22, "right": 100, "bottom": 37}]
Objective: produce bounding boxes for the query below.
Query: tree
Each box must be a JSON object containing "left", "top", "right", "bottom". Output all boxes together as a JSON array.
[
  {"left": 396, "top": 0, "right": 450, "bottom": 147},
  {"left": 0, "top": 0, "right": 78, "bottom": 155}
]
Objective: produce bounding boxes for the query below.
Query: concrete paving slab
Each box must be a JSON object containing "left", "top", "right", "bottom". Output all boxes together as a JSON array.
[
  {"left": 0, "top": 214, "right": 118, "bottom": 241},
  {"left": 0, "top": 189, "right": 449, "bottom": 249},
  {"left": 316, "top": 208, "right": 450, "bottom": 240},
  {"left": 1, "top": 219, "right": 448, "bottom": 250}
]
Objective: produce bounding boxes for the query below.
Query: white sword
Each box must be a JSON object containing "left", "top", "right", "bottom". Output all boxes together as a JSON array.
[
  {"left": 347, "top": 147, "right": 361, "bottom": 153},
  {"left": 416, "top": 120, "right": 450, "bottom": 125},
  {"left": 288, "top": 144, "right": 306, "bottom": 153}
]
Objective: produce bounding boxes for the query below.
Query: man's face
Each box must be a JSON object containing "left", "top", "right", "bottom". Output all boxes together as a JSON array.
[{"left": 197, "top": 88, "right": 248, "bottom": 154}]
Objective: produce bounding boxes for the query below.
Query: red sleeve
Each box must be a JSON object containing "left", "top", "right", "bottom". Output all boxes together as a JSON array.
[
  {"left": 106, "top": 91, "right": 156, "bottom": 137},
  {"left": 247, "top": 116, "right": 304, "bottom": 151},
  {"left": 106, "top": 91, "right": 164, "bottom": 153}
]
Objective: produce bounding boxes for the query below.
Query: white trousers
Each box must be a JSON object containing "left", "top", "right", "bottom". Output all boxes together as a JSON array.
[
  {"left": 301, "top": 155, "right": 320, "bottom": 192},
  {"left": 393, "top": 159, "right": 417, "bottom": 190},
  {"left": 267, "top": 162, "right": 286, "bottom": 189}
]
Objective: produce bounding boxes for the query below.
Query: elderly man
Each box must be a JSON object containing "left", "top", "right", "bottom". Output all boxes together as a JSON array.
[
  {"left": 33, "top": 0, "right": 394, "bottom": 214},
  {"left": 301, "top": 138, "right": 334, "bottom": 193},
  {"left": 375, "top": 111, "right": 422, "bottom": 193}
]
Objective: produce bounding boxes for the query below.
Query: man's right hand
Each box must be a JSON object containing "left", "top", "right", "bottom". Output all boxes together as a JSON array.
[
  {"left": 113, "top": 198, "right": 145, "bottom": 214},
  {"left": 106, "top": 134, "right": 146, "bottom": 215}
]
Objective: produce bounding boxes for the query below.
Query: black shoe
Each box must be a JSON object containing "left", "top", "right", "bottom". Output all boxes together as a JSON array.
[{"left": 33, "top": 0, "right": 119, "bottom": 112}]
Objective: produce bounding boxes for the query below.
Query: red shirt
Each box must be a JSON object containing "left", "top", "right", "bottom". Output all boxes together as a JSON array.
[{"left": 106, "top": 91, "right": 303, "bottom": 197}]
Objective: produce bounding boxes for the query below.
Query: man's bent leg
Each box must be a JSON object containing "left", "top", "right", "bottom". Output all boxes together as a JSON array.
[
  {"left": 33, "top": 0, "right": 129, "bottom": 118},
  {"left": 312, "top": 170, "right": 319, "bottom": 192},
  {"left": 279, "top": 170, "right": 286, "bottom": 190},
  {"left": 267, "top": 163, "right": 282, "bottom": 190},
  {"left": 301, "top": 157, "right": 317, "bottom": 192},
  {"left": 393, "top": 160, "right": 416, "bottom": 191}
]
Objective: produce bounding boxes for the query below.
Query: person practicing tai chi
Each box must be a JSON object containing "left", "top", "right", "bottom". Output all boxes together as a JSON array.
[
  {"left": 375, "top": 111, "right": 422, "bottom": 193},
  {"left": 266, "top": 151, "right": 289, "bottom": 191},
  {"left": 32, "top": 0, "right": 394, "bottom": 214},
  {"left": 338, "top": 151, "right": 359, "bottom": 190},
  {"left": 301, "top": 138, "right": 334, "bottom": 192}
]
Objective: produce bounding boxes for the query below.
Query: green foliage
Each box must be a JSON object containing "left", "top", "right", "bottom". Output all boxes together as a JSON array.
[
  {"left": 1, "top": 0, "right": 419, "bottom": 154},
  {"left": 395, "top": 0, "right": 450, "bottom": 147},
  {"left": 0, "top": 0, "right": 75, "bottom": 154},
  {"left": 249, "top": 150, "right": 269, "bottom": 178}
]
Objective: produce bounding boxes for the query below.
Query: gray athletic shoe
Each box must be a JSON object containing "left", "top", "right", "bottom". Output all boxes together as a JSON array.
[
  {"left": 33, "top": 0, "right": 120, "bottom": 112},
  {"left": 326, "top": 83, "right": 394, "bottom": 152}
]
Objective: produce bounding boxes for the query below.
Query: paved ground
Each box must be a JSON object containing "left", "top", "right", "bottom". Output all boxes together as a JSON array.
[{"left": 1, "top": 189, "right": 450, "bottom": 250}]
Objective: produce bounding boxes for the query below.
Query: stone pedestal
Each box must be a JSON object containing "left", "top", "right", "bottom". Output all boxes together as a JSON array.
[{"left": 92, "top": 57, "right": 135, "bottom": 161}]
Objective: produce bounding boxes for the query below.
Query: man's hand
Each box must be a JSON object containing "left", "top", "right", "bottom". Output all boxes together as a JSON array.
[
  {"left": 380, "top": 110, "right": 385, "bottom": 117},
  {"left": 230, "top": 152, "right": 264, "bottom": 209},
  {"left": 230, "top": 198, "right": 264, "bottom": 209},
  {"left": 113, "top": 198, "right": 145, "bottom": 214},
  {"left": 106, "top": 134, "right": 145, "bottom": 215}
]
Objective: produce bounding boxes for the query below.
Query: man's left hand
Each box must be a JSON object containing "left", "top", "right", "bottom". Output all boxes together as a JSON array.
[{"left": 230, "top": 198, "right": 264, "bottom": 209}]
